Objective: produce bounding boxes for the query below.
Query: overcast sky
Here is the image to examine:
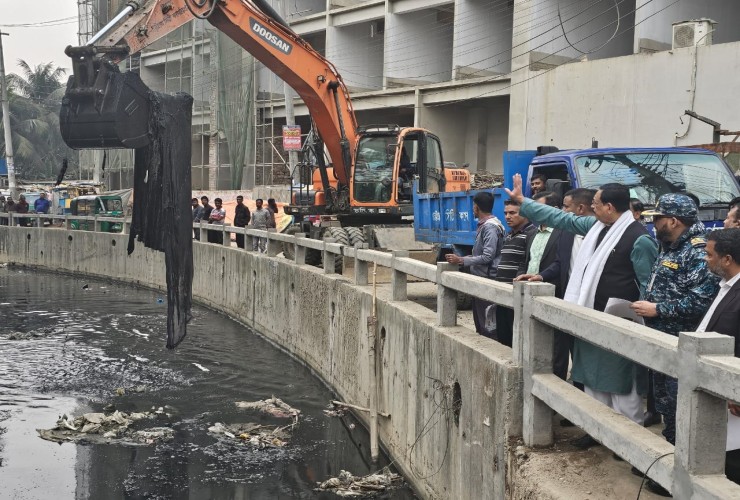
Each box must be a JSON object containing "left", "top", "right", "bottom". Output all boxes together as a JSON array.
[{"left": 1, "top": 1, "right": 80, "bottom": 78}]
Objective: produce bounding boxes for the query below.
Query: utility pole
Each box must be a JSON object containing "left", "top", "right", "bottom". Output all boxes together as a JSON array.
[
  {"left": 0, "top": 32, "right": 18, "bottom": 197},
  {"left": 277, "top": 0, "right": 299, "bottom": 172}
]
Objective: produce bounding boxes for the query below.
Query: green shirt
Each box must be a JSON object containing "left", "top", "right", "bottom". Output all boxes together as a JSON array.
[
  {"left": 519, "top": 199, "right": 660, "bottom": 394},
  {"left": 519, "top": 199, "right": 657, "bottom": 294},
  {"left": 526, "top": 226, "right": 553, "bottom": 275}
]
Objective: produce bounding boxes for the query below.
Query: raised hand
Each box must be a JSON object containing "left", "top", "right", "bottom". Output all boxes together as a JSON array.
[{"left": 505, "top": 173, "right": 525, "bottom": 203}]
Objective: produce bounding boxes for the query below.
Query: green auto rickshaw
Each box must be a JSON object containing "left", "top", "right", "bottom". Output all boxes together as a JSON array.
[{"left": 70, "top": 195, "right": 124, "bottom": 233}]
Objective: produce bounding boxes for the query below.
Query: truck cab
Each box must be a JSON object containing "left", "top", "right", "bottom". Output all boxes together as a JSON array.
[{"left": 528, "top": 147, "right": 740, "bottom": 228}]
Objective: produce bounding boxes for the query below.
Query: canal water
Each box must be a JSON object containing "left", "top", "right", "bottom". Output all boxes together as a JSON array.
[{"left": 0, "top": 267, "right": 415, "bottom": 499}]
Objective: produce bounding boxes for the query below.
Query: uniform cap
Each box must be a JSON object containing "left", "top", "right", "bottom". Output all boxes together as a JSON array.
[{"left": 642, "top": 194, "right": 697, "bottom": 218}]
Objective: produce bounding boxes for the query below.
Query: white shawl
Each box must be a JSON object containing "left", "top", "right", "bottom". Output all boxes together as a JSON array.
[{"left": 564, "top": 211, "right": 636, "bottom": 308}]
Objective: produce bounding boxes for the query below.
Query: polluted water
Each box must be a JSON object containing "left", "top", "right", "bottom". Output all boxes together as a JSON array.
[{"left": 0, "top": 267, "right": 415, "bottom": 499}]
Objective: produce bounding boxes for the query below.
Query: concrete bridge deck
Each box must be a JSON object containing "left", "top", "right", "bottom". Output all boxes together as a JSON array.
[{"left": 2, "top": 219, "right": 739, "bottom": 499}]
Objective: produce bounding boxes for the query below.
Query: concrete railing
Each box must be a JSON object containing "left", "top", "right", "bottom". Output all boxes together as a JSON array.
[{"left": 5, "top": 215, "right": 739, "bottom": 498}]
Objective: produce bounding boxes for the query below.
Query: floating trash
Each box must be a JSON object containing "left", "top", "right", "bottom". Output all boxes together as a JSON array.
[
  {"left": 323, "top": 402, "right": 349, "bottom": 418},
  {"left": 192, "top": 363, "right": 210, "bottom": 372},
  {"left": 156, "top": 297, "right": 164, "bottom": 304},
  {"left": 207, "top": 422, "right": 291, "bottom": 449},
  {"left": 36, "top": 409, "right": 173, "bottom": 446},
  {"left": 235, "top": 396, "right": 300, "bottom": 425},
  {"left": 316, "top": 469, "right": 403, "bottom": 497}
]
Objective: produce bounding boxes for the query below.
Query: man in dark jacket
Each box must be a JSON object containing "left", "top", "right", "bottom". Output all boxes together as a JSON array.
[
  {"left": 234, "top": 195, "right": 251, "bottom": 249},
  {"left": 697, "top": 228, "right": 740, "bottom": 484},
  {"left": 445, "top": 191, "right": 504, "bottom": 338}
]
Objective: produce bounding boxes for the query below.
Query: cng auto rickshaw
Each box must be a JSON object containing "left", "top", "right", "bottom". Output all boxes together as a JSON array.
[{"left": 70, "top": 195, "right": 124, "bottom": 233}]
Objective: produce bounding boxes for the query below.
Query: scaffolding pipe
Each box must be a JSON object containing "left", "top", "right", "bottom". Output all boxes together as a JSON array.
[{"left": 368, "top": 262, "right": 379, "bottom": 462}]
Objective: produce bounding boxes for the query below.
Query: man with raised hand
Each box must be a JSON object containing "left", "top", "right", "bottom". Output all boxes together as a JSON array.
[{"left": 506, "top": 174, "right": 658, "bottom": 448}]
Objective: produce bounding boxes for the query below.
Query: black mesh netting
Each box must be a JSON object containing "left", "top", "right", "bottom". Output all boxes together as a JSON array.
[{"left": 127, "top": 91, "right": 194, "bottom": 349}]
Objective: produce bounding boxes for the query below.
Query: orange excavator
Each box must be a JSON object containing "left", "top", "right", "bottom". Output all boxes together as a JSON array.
[{"left": 60, "top": 0, "right": 470, "bottom": 256}]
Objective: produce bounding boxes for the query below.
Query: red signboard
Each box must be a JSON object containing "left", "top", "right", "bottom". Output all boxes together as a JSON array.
[{"left": 282, "top": 125, "right": 302, "bottom": 151}]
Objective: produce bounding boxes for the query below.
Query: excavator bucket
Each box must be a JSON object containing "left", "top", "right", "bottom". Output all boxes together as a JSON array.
[{"left": 60, "top": 46, "right": 151, "bottom": 149}]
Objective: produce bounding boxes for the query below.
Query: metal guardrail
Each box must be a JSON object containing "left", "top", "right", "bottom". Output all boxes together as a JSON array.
[{"left": 4, "top": 215, "right": 739, "bottom": 497}]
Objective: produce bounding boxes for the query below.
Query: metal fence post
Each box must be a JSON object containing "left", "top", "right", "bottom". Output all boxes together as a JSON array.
[
  {"left": 520, "top": 281, "right": 556, "bottom": 447},
  {"left": 673, "top": 331, "right": 735, "bottom": 498},
  {"left": 323, "top": 238, "right": 336, "bottom": 274},
  {"left": 293, "top": 232, "right": 306, "bottom": 264},
  {"left": 436, "top": 262, "right": 458, "bottom": 327},
  {"left": 391, "top": 250, "right": 410, "bottom": 301},
  {"left": 354, "top": 243, "right": 369, "bottom": 285}
]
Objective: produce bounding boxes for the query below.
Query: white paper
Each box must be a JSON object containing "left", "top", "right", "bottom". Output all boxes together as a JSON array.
[
  {"left": 604, "top": 298, "right": 645, "bottom": 325},
  {"left": 727, "top": 412, "right": 740, "bottom": 451}
]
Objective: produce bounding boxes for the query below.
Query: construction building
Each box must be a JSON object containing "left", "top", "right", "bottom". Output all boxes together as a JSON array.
[{"left": 77, "top": 0, "right": 740, "bottom": 190}]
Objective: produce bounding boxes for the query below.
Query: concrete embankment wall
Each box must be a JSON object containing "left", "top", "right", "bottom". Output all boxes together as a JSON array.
[{"left": 0, "top": 227, "right": 522, "bottom": 499}]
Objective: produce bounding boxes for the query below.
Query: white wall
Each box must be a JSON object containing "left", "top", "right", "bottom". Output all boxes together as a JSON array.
[
  {"left": 326, "top": 21, "right": 384, "bottom": 90},
  {"left": 384, "top": 8, "right": 454, "bottom": 84},
  {"left": 635, "top": 0, "right": 740, "bottom": 49},
  {"left": 453, "top": 0, "right": 513, "bottom": 75},
  {"left": 520, "top": 0, "right": 634, "bottom": 63},
  {"left": 520, "top": 41, "right": 740, "bottom": 149},
  {"left": 421, "top": 96, "right": 509, "bottom": 173}
]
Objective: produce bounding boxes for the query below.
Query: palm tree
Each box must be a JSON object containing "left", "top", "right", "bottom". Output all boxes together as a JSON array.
[
  {"left": 0, "top": 60, "right": 77, "bottom": 180},
  {"left": 9, "top": 60, "right": 66, "bottom": 103}
]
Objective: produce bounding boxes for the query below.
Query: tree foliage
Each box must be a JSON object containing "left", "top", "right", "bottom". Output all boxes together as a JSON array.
[{"left": 0, "top": 60, "right": 78, "bottom": 181}]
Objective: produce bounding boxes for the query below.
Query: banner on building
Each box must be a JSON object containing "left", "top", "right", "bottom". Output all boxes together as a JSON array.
[{"left": 282, "top": 125, "right": 302, "bottom": 151}]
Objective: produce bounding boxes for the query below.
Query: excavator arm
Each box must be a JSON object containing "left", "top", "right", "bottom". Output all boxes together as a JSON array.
[{"left": 61, "top": 0, "right": 357, "bottom": 196}]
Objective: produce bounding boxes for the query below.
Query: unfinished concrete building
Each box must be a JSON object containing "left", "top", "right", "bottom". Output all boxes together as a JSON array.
[{"left": 79, "top": 0, "right": 740, "bottom": 190}]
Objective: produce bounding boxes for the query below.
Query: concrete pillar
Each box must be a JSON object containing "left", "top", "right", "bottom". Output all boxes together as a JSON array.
[
  {"left": 222, "top": 226, "right": 230, "bottom": 247},
  {"left": 391, "top": 250, "right": 409, "bottom": 301},
  {"left": 323, "top": 238, "right": 336, "bottom": 274},
  {"left": 246, "top": 230, "right": 255, "bottom": 252},
  {"left": 673, "top": 331, "right": 735, "bottom": 498},
  {"left": 519, "top": 281, "right": 557, "bottom": 447},
  {"left": 94, "top": 216, "right": 101, "bottom": 232},
  {"left": 436, "top": 262, "right": 458, "bottom": 327},
  {"left": 267, "top": 228, "right": 279, "bottom": 257},
  {"left": 294, "top": 232, "right": 306, "bottom": 265},
  {"left": 65, "top": 215, "right": 71, "bottom": 230},
  {"left": 199, "top": 221, "right": 205, "bottom": 242},
  {"left": 354, "top": 243, "right": 369, "bottom": 285},
  {"left": 508, "top": 0, "right": 534, "bottom": 150}
]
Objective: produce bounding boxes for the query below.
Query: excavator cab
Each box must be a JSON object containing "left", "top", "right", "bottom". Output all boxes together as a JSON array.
[
  {"left": 59, "top": 46, "right": 151, "bottom": 150},
  {"left": 350, "top": 126, "right": 451, "bottom": 211}
]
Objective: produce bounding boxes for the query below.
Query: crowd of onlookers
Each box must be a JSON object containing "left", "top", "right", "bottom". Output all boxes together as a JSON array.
[
  {"left": 0, "top": 193, "right": 51, "bottom": 226},
  {"left": 447, "top": 174, "right": 740, "bottom": 495},
  {"left": 191, "top": 195, "right": 278, "bottom": 253}
]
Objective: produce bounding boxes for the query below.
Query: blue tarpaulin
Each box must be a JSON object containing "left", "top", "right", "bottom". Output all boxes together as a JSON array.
[{"left": 0, "top": 159, "right": 7, "bottom": 176}]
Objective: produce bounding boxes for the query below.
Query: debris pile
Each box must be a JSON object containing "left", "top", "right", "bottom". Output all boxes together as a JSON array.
[
  {"left": 37, "top": 408, "right": 173, "bottom": 445},
  {"left": 7, "top": 327, "right": 62, "bottom": 340},
  {"left": 235, "top": 396, "right": 300, "bottom": 425},
  {"left": 207, "top": 422, "right": 291, "bottom": 449},
  {"left": 323, "top": 402, "right": 349, "bottom": 418},
  {"left": 470, "top": 171, "right": 505, "bottom": 189},
  {"left": 316, "top": 469, "right": 403, "bottom": 497}
]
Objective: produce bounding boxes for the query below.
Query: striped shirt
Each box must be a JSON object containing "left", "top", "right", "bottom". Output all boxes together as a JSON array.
[{"left": 495, "top": 223, "right": 535, "bottom": 283}]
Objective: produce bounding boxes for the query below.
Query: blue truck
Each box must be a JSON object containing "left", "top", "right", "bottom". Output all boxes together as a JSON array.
[{"left": 414, "top": 147, "right": 740, "bottom": 255}]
